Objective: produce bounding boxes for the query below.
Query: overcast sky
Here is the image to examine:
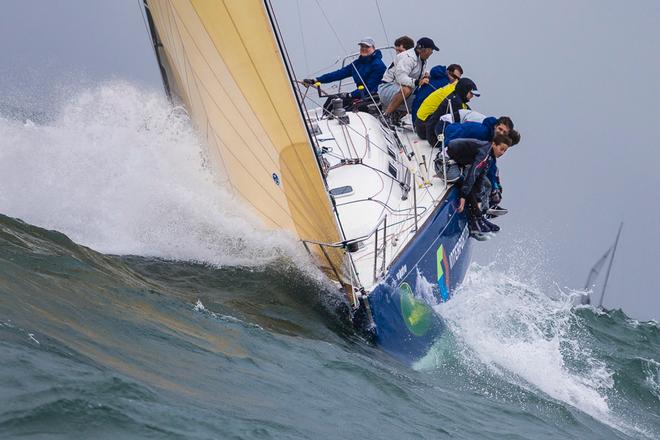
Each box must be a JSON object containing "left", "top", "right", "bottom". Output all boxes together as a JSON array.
[{"left": 1, "top": 0, "right": 659, "bottom": 320}]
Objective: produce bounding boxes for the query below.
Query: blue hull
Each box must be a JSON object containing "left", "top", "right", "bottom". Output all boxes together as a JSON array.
[{"left": 367, "top": 187, "right": 473, "bottom": 364}]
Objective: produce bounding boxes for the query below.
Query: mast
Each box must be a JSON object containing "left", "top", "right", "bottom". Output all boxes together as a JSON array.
[{"left": 598, "top": 222, "right": 623, "bottom": 308}]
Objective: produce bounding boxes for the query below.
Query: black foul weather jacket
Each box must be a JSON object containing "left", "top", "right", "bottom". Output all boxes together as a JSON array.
[{"left": 446, "top": 138, "right": 494, "bottom": 198}]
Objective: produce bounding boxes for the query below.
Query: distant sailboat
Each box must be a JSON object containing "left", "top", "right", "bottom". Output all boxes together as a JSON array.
[
  {"left": 581, "top": 222, "right": 623, "bottom": 308},
  {"left": 143, "top": 0, "right": 475, "bottom": 363}
]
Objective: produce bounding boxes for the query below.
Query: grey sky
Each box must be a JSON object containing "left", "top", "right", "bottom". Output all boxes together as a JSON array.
[
  {"left": 1, "top": 1, "right": 659, "bottom": 320},
  {"left": 0, "top": 0, "right": 160, "bottom": 110}
]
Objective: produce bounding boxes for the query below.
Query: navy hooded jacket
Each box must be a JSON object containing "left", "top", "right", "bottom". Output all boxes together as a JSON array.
[
  {"left": 445, "top": 117, "right": 502, "bottom": 190},
  {"left": 446, "top": 138, "right": 495, "bottom": 198},
  {"left": 444, "top": 117, "right": 497, "bottom": 145},
  {"left": 410, "top": 65, "right": 451, "bottom": 123},
  {"left": 316, "top": 49, "right": 386, "bottom": 98}
]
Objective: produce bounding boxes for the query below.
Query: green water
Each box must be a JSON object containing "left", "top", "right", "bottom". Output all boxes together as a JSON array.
[{"left": 1, "top": 213, "right": 658, "bottom": 439}]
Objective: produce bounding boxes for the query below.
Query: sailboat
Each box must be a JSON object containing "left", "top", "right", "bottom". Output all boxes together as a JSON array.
[
  {"left": 142, "top": 0, "right": 473, "bottom": 363},
  {"left": 580, "top": 222, "right": 623, "bottom": 309}
]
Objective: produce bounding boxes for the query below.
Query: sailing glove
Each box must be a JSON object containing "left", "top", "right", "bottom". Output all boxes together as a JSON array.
[{"left": 302, "top": 78, "right": 316, "bottom": 87}]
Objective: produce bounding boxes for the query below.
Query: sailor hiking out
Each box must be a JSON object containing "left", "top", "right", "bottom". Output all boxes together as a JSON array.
[
  {"left": 424, "top": 77, "right": 480, "bottom": 144},
  {"left": 410, "top": 63, "right": 463, "bottom": 124},
  {"left": 414, "top": 79, "right": 458, "bottom": 140},
  {"left": 443, "top": 117, "right": 520, "bottom": 217},
  {"left": 438, "top": 135, "right": 513, "bottom": 240}
]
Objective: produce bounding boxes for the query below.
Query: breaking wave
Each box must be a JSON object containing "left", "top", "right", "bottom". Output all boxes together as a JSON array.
[
  {"left": 429, "top": 264, "right": 657, "bottom": 438},
  {"left": 0, "top": 83, "right": 310, "bottom": 270}
]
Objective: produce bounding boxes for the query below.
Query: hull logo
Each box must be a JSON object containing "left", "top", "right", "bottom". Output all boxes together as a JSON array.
[
  {"left": 449, "top": 225, "right": 469, "bottom": 269},
  {"left": 398, "top": 282, "right": 433, "bottom": 337},
  {"left": 436, "top": 245, "right": 450, "bottom": 301}
]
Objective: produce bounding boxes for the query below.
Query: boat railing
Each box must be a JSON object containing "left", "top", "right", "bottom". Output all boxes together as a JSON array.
[
  {"left": 301, "top": 212, "right": 390, "bottom": 293},
  {"left": 372, "top": 214, "right": 388, "bottom": 281}
]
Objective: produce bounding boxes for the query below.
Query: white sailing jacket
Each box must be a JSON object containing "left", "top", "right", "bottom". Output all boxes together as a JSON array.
[{"left": 382, "top": 48, "right": 426, "bottom": 88}]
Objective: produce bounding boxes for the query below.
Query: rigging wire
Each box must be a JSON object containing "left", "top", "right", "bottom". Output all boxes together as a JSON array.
[
  {"left": 353, "top": 113, "right": 372, "bottom": 160},
  {"left": 374, "top": 0, "right": 391, "bottom": 47},
  {"left": 372, "top": 1, "right": 417, "bottom": 122},
  {"left": 305, "top": 93, "right": 405, "bottom": 163},
  {"left": 336, "top": 197, "right": 427, "bottom": 216},
  {"left": 309, "top": 59, "right": 344, "bottom": 77},
  {"left": 313, "top": 0, "right": 347, "bottom": 53},
  {"left": 306, "top": 91, "right": 446, "bottom": 224},
  {"left": 305, "top": 92, "right": 447, "bottom": 212},
  {"left": 296, "top": 0, "right": 311, "bottom": 75}
]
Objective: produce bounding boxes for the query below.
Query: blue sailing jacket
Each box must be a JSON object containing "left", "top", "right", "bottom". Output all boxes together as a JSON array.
[
  {"left": 316, "top": 49, "right": 386, "bottom": 98},
  {"left": 411, "top": 65, "right": 451, "bottom": 123},
  {"left": 444, "top": 117, "right": 497, "bottom": 145},
  {"left": 444, "top": 117, "right": 501, "bottom": 190}
]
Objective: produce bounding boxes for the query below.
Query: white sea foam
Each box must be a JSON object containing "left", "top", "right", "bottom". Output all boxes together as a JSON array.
[
  {"left": 639, "top": 357, "right": 660, "bottom": 401},
  {"left": 434, "top": 263, "right": 623, "bottom": 427},
  {"left": 193, "top": 299, "right": 207, "bottom": 313},
  {"left": 415, "top": 268, "right": 440, "bottom": 306},
  {"left": 0, "top": 83, "right": 313, "bottom": 270},
  {"left": 192, "top": 299, "right": 262, "bottom": 329}
]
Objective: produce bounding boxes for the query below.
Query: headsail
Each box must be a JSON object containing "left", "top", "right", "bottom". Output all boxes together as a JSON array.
[
  {"left": 143, "top": 0, "right": 347, "bottom": 281},
  {"left": 584, "top": 247, "right": 612, "bottom": 291}
]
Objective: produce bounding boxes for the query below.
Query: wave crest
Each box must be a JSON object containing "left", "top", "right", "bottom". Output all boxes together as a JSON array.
[{"left": 0, "top": 83, "right": 309, "bottom": 269}]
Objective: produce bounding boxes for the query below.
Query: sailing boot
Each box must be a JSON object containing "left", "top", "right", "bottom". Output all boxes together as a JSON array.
[
  {"left": 480, "top": 217, "right": 500, "bottom": 233},
  {"left": 486, "top": 205, "right": 508, "bottom": 217},
  {"left": 468, "top": 216, "right": 490, "bottom": 241}
]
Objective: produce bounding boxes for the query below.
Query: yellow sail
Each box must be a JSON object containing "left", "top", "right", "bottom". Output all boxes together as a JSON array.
[{"left": 144, "top": 0, "right": 348, "bottom": 283}]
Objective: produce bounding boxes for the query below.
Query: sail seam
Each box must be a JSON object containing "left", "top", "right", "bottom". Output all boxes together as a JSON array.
[
  {"left": 219, "top": 0, "right": 341, "bottom": 235},
  {"left": 172, "top": 1, "right": 329, "bottom": 237},
  {"left": 190, "top": 69, "right": 323, "bottom": 236}
]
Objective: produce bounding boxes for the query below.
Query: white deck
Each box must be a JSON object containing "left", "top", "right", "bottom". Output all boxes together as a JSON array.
[{"left": 306, "top": 108, "right": 450, "bottom": 292}]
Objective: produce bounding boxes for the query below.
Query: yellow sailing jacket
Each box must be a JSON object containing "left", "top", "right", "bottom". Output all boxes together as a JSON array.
[{"left": 416, "top": 81, "right": 457, "bottom": 122}]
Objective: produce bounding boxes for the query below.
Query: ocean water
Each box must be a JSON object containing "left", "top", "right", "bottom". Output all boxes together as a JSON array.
[{"left": 1, "top": 84, "right": 659, "bottom": 439}]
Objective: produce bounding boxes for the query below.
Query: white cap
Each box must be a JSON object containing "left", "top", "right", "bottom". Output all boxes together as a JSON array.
[{"left": 358, "top": 37, "right": 375, "bottom": 47}]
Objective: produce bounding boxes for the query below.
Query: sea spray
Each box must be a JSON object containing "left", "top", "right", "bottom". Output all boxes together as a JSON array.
[
  {"left": 431, "top": 263, "right": 660, "bottom": 436},
  {"left": 0, "top": 83, "right": 314, "bottom": 272},
  {"left": 641, "top": 358, "right": 660, "bottom": 400}
]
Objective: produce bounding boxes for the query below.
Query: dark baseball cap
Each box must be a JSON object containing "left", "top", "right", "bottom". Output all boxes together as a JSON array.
[{"left": 417, "top": 37, "right": 439, "bottom": 51}]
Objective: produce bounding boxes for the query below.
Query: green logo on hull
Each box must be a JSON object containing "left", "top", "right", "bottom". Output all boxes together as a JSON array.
[{"left": 399, "top": 282, "right": 432, "bottom": 336}]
